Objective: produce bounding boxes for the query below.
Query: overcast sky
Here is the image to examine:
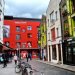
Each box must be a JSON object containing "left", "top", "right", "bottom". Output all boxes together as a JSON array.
[{"left": 4, "top": 0, "right": 50, "bottom": 18}]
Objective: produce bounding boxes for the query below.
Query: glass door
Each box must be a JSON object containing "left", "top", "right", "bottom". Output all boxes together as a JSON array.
[
  {"left": 73, "top": 47, "right": 75, "bottom": 64},
  {"left": 67, "top": 47, "right": 72, "bottom": 64}
]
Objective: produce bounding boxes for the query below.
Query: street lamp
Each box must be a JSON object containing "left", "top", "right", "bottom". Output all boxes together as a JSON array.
[
  {"left": 59, "top": 40, "right": 63, "bottom": 64},
  {"left": 16, "top": 48, "right": 20, "bottom": 59}
]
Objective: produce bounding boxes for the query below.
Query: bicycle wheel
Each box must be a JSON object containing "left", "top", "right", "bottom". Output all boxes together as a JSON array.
[
  {"left": 26, "top": 68, "right": 33, "bottom": 75},
  {"left": 30, "top": 71, "right": 33, "bottom": 75},
  {"left": 22, "top": 69, "right": 28, "bottom": 75},
  {"left": 15, "top": 65, "right": 21, "bottom": 73}
]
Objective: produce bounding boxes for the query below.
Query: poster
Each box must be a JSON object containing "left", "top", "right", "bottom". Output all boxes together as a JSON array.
[{"left": 3, "top": 25, "right": 10, "bottom": 38}]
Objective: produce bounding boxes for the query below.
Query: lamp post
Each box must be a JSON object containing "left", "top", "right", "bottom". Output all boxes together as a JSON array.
[
  {"left": 59, "top": 40, "right": 63, "bottom": 64},
  {"left": 16, "top": 48, "right": 20, "bottom": 59}
]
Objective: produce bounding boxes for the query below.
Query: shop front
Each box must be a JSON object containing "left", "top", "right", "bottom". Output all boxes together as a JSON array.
[
  {"left": 63, "top": 39, "right": 75, "bottom": 65},
  {"left": 20, "top": 48, "right": 39, "bottom": 59}
]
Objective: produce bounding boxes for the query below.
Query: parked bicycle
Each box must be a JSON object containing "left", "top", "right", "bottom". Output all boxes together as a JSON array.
[{"left": 15, "top": 59, "right": 33, "bottom": 75}]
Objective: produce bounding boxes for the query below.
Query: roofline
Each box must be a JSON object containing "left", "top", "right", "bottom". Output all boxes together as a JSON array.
[
  {"left": 14, "top": 17, "right": 41, "bottom": 22},
  {"left": 4, "top": 16, "right": 13, "bottom": 20},
  {"left": 4, "top": 15, "right": 41, "bottom": 22}
]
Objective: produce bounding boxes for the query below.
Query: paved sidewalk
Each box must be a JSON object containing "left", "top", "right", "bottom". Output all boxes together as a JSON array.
[
  {"left": 36, "top": 60, "right": 75, "bottom": 72},
  {"left": 0, "top": 60, "right": 20, "bottom": 75}
]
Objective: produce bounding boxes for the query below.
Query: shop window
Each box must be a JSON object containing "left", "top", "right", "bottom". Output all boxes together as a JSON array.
[
  {"left": 16, "top": 26, "right": 20, "bottom": 32},
  {"left": 52, "top": 45, "right": 57, "bottom": 60},
  {"left": 16, "top": 34, "right": 21, "bottom": 40},
  {"left": 27, "top": 26, "right": 32, "bottom": 30}
]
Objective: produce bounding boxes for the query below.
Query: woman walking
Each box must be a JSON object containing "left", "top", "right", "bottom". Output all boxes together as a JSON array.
[{"left": 13, "top": 54, "right": 18, "bottom": 65}]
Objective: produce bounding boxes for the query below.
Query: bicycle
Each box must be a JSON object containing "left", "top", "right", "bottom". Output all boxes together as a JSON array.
[{"left": 15, "top": 59, "right": 33, "bottom": 75}]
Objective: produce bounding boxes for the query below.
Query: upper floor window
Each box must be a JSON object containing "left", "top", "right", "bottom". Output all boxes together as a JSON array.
[
  {"left": 27, "top": 33, "right": 32, "bottom": 38},
  {"left": 51, "top": 28, "right": 56, "bottom": 41},
  {"left": 27, "top": 41, "right": 32, "bottom": 48},
  {"left": 22, "top": 29, "right": 26, "bottom": 32},
  {"left": 16, "top": 26, "right": 20, "bottom": 32},
  {"left": 56, "top": 28, "right": 59, "bottom": 37},
  {"left": 22, "top": 43, "right": 26, "bottom": 48},
  {"left": 55, "top": 11, "right": 58, "bottom": 20},
  {"left": 16, "top": 34, "right": 21, "bottom": 40},
  {"left": 27, "top": 26, "right": 32, "bottom": 30},
  {"left": 16, "top": 42, "right": 21, "bottom": 48},
  {"left": 50, "top": 11, "right": 54, "bottom": 21}
]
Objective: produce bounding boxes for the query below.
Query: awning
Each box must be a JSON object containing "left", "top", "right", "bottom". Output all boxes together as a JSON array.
[
  {"left": 16, "top": 48, "right": 40, "bottom": 50},
  {"left": 0, "top": 42, "right": 13, "bottom": 51}
]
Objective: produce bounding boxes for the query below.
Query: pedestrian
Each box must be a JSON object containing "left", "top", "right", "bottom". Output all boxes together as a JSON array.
[
  {"left": 13, "top": 54, "right": 18, "bottom": 65},
  {"left": 2, "top": 53, "right": 7, "bottom": 68},
  {"left": 26, "top": 53, "right": 28, "bottom": 62},
  {"left": 29, "top": 53, "right": 32, "bottom": 60}
]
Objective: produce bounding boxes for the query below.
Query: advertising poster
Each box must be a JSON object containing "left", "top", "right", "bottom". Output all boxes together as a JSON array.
[{"left": 3, "top": 25, "right": 10, "bottom": 38}]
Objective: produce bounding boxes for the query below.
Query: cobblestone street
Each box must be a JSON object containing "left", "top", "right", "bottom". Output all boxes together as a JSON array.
[
  {"left": 0, "top": 61, "right": 20, "bottom": 75},
  {"left": 28, "top": 60, "right": 75, "bottom": 75},
  {"left": 0, "top": 59, "right": 75, "bottom": 75}
]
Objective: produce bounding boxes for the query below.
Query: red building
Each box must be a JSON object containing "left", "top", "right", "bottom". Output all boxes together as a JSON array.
[{"left": 4, "top": 16, "right": 41, "bottom": 58}]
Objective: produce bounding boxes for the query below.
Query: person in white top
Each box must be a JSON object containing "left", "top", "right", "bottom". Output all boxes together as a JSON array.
[{"left": 13, "top": 54, "right": 18, "bottom": 65}]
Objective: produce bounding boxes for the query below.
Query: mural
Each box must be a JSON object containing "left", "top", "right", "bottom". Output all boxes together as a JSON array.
[{"left": 3, "top": 25, "right": 10, "bottom": 38}]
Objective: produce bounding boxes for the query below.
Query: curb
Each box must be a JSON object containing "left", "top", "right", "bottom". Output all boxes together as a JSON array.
[{"left": 36, "top": 60, "right": 75, "bottom": 73}]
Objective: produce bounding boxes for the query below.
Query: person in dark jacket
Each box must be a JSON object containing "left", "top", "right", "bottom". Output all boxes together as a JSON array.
[
  {"left": 2, "top": 53, "right": 7, "bottom": 68},
  {"left": 26, "top": 53, "right": 29, "bottom": 62}
]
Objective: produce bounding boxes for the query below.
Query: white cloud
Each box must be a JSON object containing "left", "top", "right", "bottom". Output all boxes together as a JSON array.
[
  {"left": 4, "top": 0, "right": 50, "bottom": 18},
  {"left": 17, "top": 13, "right": 32, "bottom": 18}
]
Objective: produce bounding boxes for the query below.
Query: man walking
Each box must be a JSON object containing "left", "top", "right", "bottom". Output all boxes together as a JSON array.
[
  {"left": 26, "top": 53, "right": 29, "bottom": 62},
  {"left": 2, "top": 53, "right": 7, "bottom": 68}
]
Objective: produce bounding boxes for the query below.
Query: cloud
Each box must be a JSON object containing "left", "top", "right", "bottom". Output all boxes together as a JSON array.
[
  {"left": 4, "top": 0, "right": 50, "bottom": 18},
  {"left": 17, "top": 13, "right": 33, "bottom": 18}
]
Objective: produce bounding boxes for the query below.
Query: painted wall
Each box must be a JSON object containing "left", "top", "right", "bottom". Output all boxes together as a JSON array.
[
  {"left": 4, "top": 18, "right": 40, "bottom": 49},
  {"left": 66, "top": 0, "right": 75, "bottom": 37}
]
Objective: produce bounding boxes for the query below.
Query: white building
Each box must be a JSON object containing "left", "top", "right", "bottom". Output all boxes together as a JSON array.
[
  {"left": 0, "top": 0, "right": 5, "bottom": 43},
  {"left": 46, "top": 0, "right": 63, "bottom": 64}
]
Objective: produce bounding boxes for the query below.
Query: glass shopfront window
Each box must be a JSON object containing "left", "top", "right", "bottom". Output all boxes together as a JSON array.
[
  {"left": 63, "top": 40, "right": 75, "bottom": 65},
  {"left": 67, "top": 47, "right": 72, "bottom": 63},
  {"left": 52, "top": 45, "right": 57, "bottom": 60}
]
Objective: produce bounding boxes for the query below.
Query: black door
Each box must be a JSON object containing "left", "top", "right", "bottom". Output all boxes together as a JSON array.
[
  {"left": 67, "top": 47, "right": 73, "bottom": 64},
  {"left": 72, "top": 47, "right": 75, "bottom": 64}
]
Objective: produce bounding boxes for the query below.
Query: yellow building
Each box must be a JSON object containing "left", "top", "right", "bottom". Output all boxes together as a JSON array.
[{"left": 40, "top": 15, "right": 47, "bottom": 60}]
